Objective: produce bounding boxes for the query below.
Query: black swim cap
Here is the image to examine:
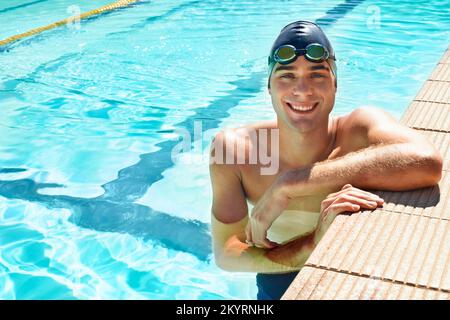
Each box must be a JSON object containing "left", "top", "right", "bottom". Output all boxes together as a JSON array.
[{"left": 268, "top": 20, "right": 337, "bottom": 88}]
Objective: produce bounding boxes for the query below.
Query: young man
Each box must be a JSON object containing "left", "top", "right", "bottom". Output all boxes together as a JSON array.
[{"left": 209, "top": 20, "right": 443, "bottom": 300}]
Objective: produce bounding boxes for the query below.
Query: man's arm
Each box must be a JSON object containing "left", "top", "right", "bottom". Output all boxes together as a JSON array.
[
  {"left": 210, "top": 130, "right": 314, "bottom": 272},
  {"left": 279, "top": 107, "right": 443, "bottom": 198},
  {"left": 247, "top": 107, "right": 443, "bottom": 247},
  {"left": 211, "top": 214, "right": 315, "bottom": 272}
]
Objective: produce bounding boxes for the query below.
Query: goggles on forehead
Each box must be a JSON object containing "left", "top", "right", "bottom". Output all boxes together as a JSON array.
[
  {"left": 268, "top": 43, "right": 337, "bottom": 87},
  {"left": 270, "top": 43, "right": 333, "bottom": 65}
]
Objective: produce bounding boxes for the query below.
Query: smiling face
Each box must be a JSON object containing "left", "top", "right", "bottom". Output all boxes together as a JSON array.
[{"left": 269, "top": 56, "right": 337, "bottom": 133}]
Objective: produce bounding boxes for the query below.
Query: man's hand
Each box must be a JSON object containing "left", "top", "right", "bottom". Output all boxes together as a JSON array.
[
  {"left": 313, "top": 184, "right": 384, "bottom": 243},
  {"left": 245, "top": 180, "right": 289, "bottom": 249}
]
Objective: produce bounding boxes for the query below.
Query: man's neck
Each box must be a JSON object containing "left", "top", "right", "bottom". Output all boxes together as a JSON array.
[{"left": 277, "top": 117, "right": 335, "bottom": 169}]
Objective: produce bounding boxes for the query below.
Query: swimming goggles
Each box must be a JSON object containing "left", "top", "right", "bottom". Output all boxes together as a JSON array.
[{"left": 270, "top": 43, "right": 335, "bottom": 65}]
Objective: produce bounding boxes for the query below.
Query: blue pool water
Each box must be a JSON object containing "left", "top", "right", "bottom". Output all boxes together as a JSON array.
[{"left": 0, "top": 0, "right": 449, "bottom": 299}]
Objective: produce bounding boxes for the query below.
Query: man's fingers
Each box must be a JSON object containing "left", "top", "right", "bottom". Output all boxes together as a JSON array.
[
  {"left": 325, "top": 189, "right": 383, "bottom": 205},
  {"left": 347, "top": 190, "right": 384, "bottom": 203},
  {"left": 249, "top": 222, "right": 277, "bottom": 249},
  {"left": 251, "top": 227, "right": 278, "bottom": 249},
  {"left": 320, "top": 186, "right": 384, "bottom": 232},
  {"left": 327, "top": 201, "right": 361, "bottom": 216},
  {"left": 251, "top": 229, "right": 276, "bottom": 249},
  {"left": 245, "top": 226, "right": 254, "bottom": 246},
  {"left": 322, "top": 193, "right": 382, "bottom": 213},
  {"left": 245, "top": 240, "right": 254, "bottom": 246},
  {"left": 342, "top": 189, "right": 383, "bottom": 201},
  {"left": 254, "top": 238, "right": 277, "bottom": 249},
  {"left": 245, "top": 223, "right": 251, "bottom": 242},
  {"left": 331, "top": 194, "right": 383, "bottom": 209},
  {"left": 334, "top": 184, "right": 384, "bottom": 199}
]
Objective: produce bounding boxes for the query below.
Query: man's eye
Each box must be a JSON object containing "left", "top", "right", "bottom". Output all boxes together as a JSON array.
[
  {"left": 311, "top": 73, "right": 325, "bottom": 78},
  {"left": 280, "top": 74, "right": 294, "bottom": 79}
]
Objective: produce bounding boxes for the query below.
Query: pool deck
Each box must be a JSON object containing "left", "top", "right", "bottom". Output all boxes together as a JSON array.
[{"left": 282, "top": 46, "right": 450, "bottom": 300}]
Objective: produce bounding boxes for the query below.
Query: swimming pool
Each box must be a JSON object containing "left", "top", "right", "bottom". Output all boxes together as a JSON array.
[{"left": 0, "top": 0, "right": 448, "bottom": 299}]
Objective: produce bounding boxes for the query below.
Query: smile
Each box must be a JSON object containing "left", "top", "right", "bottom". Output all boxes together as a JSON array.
[{"left": 285, "top": 102, "right": 318, "bottom": 113}]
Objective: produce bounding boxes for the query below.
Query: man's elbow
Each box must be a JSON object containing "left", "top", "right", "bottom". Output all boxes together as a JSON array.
[
  {"left": 213, "top": 244, "right": 233, "bottom": 271},
  {"left": 420, "top": 151, "right": 443, "bottom": 186},
  {"left": 214, "top": 253, "right": 237, "bottom": 272},
  {"left": 214, "top": 252, "right": 227, "bottom": 270}
]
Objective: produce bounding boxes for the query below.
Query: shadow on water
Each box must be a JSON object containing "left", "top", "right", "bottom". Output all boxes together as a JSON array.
[
  {"left": 316, "top": 0, "right": 367, "bottom": 27},
  {"left": 0, "top": 178, "right": 212, "bottom": 261}
]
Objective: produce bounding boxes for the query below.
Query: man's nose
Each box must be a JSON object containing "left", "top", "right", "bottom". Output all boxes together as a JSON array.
[{"left": 292, "top": 78, "right": 313, "bottom": 97}]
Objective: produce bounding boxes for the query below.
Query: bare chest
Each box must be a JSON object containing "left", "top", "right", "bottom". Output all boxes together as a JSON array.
[{"left": 240, "top": 121, "right": 366, "bottom": 210}]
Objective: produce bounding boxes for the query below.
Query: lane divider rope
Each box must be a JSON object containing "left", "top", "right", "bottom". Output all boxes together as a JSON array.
[{"left": 0, "top": 0, "right": 140, "bottom": 47}]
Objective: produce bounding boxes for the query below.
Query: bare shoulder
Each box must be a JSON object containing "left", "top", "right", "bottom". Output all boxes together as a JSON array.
[
  {"left": 339, "top": 106, "right": 393, "bottom": 135},
  {"left": 210, "top": 126, "right": 251, "bottom": 165},
  {"left": 211, "top": 120, "right": 277, "bottom": 164},
  {"left": 339, "top": 106, "right": 431, "bottom": 147}
]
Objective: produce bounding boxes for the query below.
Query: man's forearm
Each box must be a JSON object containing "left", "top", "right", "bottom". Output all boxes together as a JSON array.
[
  {"left": 229, "top": 230, "right": 318, "bottom": 272},
  {"left": 265, "top": 231, "right": 316, "bottom": 268},
  {"left": 280, "top": 143, "right": 443, "bottom": 198},
  {"left": 215, "top": 227, "right": 315, "bottom": 273},
  {"left": 213, "top": 215, "right": 306, "bottom": 273},
  {"left": 216, "top": 235, "right": 309, "bottom": 273}
]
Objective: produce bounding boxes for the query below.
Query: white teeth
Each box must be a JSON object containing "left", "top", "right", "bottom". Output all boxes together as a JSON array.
[{"left": 289, "top": 103, "right": 315, "bottom": 111}]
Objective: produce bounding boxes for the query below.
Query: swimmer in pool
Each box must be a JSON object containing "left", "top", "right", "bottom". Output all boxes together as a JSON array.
[{"left": 209, "top": 20, "right": 443, "bottom": 300}]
